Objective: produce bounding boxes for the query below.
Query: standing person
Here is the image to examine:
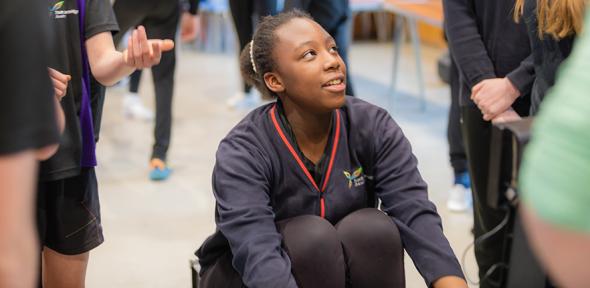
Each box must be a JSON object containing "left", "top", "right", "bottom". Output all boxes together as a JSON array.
[
  {"left": 284, "top": 0, "right": 354, "bottom": 96},
  {"left": 39, "top": 0, "right": 174, "bottom": 286},
  {"left": 446, "top": 56, "right": 471, "bottom": 212},
  {"left": 443, "top": 0, "right": 534, "bottom": 286},
  {"left": 0, "top": 1, "right": 63, "bottom": 287},
  {"left": 226, "top": 0, "right": 278, "bottom": 108},
  {"left": 197, "top": 10, "right": 467, "bottom": 288},
  {"left": 519, "top": 10, "right": 590, "bottom": 288},
  {"left": 511, "top": 0, "right": 585, "bottom": 115},
  {"left": 113, "top": 0, "right": 200, "bottom": 181}
]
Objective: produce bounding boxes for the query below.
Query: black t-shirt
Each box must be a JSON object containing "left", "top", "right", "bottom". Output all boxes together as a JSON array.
[
  {"left": 40, "top": 0, "right": 119, "bottom": 181},
  {"left": 0, "top": 1, "right": 59, "bottom": 155}
]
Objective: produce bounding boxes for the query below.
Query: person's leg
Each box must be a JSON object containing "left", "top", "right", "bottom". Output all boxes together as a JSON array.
[
  {"left": 41, "top": 249, "right": 89, "bottom": 288},
  {"left": 278, "top": 215, "right": 346, "bottom": 288},
  {"left": 461, "top": 105, "right": 509, "bottom": 288},
  {"left": 447, "top": 59, "right": 470, "bottom": 211},
  {"left": 0, "top": 151, "right": 38, "bottom": 288},
  {"left": 229, "top": 0, "right": 255, "bottom": 94},
  {"left": 199, "top": 252, "right": 243, "bottom": 288},
  {"left": 254, "top": 0, "right": 278, "bottom": 17},
  {"left": 142, "top": 4, "right": 180, "bottom": 166},
  {"left": 335, "top": 208, "right": 405, "bottom": 288},
  {"left": 333, "top": 8, "right": 354, "bottom": 96},
  {"left": 38, "top": 168, "right": 103, "bottom": 288},
  {"left": 128, "top": 70, "right": 142, "bottom": 94},
  {"left": 200, "top": 215, "right": 346, "bottom": 288}
]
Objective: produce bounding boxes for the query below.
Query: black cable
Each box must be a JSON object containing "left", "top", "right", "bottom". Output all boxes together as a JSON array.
[{"left": 462, "top": 205, "right": 512, "bottom": 286}]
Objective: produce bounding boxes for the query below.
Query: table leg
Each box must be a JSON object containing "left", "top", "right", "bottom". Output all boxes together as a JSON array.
[
  {"left": 391, "top": 15, "right": 405, "bottom": 110},
  {"left": 408, "top": 18, "right": 426, "bottom": 111}
]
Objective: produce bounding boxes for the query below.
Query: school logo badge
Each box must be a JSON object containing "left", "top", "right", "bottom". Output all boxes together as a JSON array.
[
  {"left": 50, "top": 1, "right": 64, "bottom": 12},
  {"left": 343, "top": 167, "right": 364, "bottom": 188},
  {"left": 49, "top": 0, "right": 79, "bottom": 19}
]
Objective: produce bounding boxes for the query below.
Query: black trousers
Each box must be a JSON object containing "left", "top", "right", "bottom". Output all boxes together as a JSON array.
[
  {"left": 461, "top": 105, "right": 511, "bottom": 288},
  {"left": 447, "top": 59, "right": 467, "bottom": 176},
  {"left": 200, "top": 208, "right": 404, "bottom": 288},
  {"left": 228, "top": 0, "right": 277, "bottom": 94},
  {"left": 112, "top": 0, "right": 179, "bottom": 161}
]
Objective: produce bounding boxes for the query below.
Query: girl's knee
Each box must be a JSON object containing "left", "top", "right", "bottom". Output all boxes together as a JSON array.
[
  {"left": 336, "top": 208, "right": 402, "bottom": 249},
  {"left": 278, "top": 215, "right": 341, "bottom": 260}
]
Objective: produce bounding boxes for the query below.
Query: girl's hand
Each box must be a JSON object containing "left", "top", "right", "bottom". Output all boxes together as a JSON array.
[
  {"left": 471, "top": 77, "right": 520, "bottom": 121},
  {"left": 492, "top": 107, "right": 522, "bottom": 124},
  {"left": 432, "top": 276, "right": 468, "bottom": 288},
  {"left": 48, "top": 67, "right": 70, "bottom": 101},
  {"left": 180, "top": 12, "right": 199, "bottom": 43},
  {"left": 122, "top": 25, "right": 175, "bottom": 69}
]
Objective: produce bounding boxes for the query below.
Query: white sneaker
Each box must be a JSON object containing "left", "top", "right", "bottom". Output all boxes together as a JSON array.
[
  {"left": 226, "top": 90, "right": 262, "bottom": 109},
  {"left": 447, "top": 184, "right": 471, "bottom": 212},
  {"left": 123, "top": 93, "right": 154, "bottom": 121}
]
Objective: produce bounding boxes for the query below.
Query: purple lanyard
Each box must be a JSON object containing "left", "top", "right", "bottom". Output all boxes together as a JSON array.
[{"left": 76, "top": 0, "right": 97, "bottom": 167}]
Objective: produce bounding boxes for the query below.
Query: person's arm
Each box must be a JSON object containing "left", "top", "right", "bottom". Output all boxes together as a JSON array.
[
  {"left": 213, "top": 137, "right": 298, "bottom": 288},
  {"left": 85, "top": 26, "right": 174, "bottom": 87},
  {"left": 506, "top": 54, "right": 535, "bottom": 97},
  {"left": 371, "top": 109, "right": 466, "bottom": 287},
  {"left": 443, "top": 0, "right": 496, "bottom": 89}
]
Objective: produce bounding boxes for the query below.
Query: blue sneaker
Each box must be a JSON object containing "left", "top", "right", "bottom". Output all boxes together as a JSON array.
[{"left": 149, "top": 159, "right": 171, "bottom": 181}]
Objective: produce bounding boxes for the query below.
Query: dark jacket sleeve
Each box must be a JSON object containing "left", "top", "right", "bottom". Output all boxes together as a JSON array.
[
  {"left": 372, "top": 109, "right": 464, "bottom": 287},
  {"left": 506, "top": 54, "right": 535, "bottom": 95},
  {"left": 212, "top": 135, "right": 298, "bottom": 288},
  {"left": 443, "top": 0, "right": 496, "bottom": 90}
]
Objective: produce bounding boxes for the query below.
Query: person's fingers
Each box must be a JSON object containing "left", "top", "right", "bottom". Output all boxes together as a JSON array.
[
  {"left": 48, "top": 68, "right": 71, "bottom": 83},
  {"left": 125, "top": 33, "right": 135, "bottom": 66},
  {"left": 472, "top": 90, "right": 484, "bottom": 105},
  {"left": 137, "top": 26, "right": 151, "bottom": 67},
  {"left": 150, "top": 41, "right": 162, "bottom": 65},
  {"left": 54, "top": 88, "right": 63, "bottom": 98},
  {"left": 132, "top": 29, "right": 143, "bottom": 68},
  {"left": 471, "top": 81, "right": 485, "bottom": 98},
  {"left": 51, "top": 78, "right": 67, "bottom": 92},
  {"left": 160, "top": 39, "right": 175, "bottom": 51}
]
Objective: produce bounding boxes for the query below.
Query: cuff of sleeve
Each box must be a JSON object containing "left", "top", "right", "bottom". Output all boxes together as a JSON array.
[{"left": 506, "top": 68, "right": 534, "bottom": 96}]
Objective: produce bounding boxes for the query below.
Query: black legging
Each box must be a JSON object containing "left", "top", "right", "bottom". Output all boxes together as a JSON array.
[
  {"left": 112, "top": 0, "right": 179, "bottom": 161},
  {"left": 200, "top": 208, "right": 404, "bottom": 288},
  {"left": 228, "top": 0, "right": 277, "bottom": 94},
  {"left": 447, "top": 57, "right": 467, "bottom": 176}
]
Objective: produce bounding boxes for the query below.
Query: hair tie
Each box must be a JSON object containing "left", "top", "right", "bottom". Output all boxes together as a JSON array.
[{"left": 249, "top": 40, "right": 258, "bottom": 74}]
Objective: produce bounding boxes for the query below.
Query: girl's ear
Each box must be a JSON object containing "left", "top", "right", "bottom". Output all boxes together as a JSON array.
[{"left": 264, "top": 72, "right": 285, "bottom": 93}]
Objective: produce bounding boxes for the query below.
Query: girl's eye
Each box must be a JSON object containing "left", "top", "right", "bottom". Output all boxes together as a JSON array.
[
  {"left": 330, "top": 46, "right": 339, "bottom": 53},
  {"left": 303, "top": 50, "right": 317, "bottom": 59}
]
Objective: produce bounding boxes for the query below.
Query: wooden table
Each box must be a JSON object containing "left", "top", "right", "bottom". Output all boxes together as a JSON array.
[{"left": 383, "top": 0, "right": 443, "bottom": 110}]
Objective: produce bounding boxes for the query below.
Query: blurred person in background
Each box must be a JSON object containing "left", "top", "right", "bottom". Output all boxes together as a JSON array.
[
  {"left": 443, "top": 0, "right": 534, "bottom": 286},
  {"left": 226, "top": 0, "right": 278, "bottom": 108},
  {"left": 113, "top": 0, "right": 200, "bottom": 181}
]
